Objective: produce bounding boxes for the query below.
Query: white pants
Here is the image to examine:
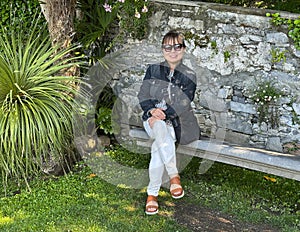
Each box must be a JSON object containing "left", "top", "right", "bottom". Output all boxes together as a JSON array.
[{"left": 143, "top": 119, "right": 177, "bottom": 196}]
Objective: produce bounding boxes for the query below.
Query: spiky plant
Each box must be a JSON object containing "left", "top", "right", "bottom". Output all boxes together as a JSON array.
[{"left": 0, "top": 15, "right": 83, "bottom": 192}]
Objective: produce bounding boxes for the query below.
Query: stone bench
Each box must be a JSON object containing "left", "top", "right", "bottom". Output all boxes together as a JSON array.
[{"left": 129, "top": 127, "right": 300, "bottom": 181}]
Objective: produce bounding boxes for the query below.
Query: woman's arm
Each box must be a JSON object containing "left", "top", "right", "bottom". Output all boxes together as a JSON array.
[{"left": 137, "top": 67, "right": 157, "bottom": 119}]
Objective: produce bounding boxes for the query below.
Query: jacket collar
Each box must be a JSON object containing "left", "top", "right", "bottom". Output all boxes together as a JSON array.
[{"left": 160, "top": 60, "right": 184, "bottom": 77}]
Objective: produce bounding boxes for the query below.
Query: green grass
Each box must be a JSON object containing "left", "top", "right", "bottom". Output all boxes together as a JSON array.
[
  {"left": 0, "top": 146, "right": 299, "bottom": 232},
  {"left": 181, "top": 156, "right": 300, "bottom": 232},
  {"left": 0, "top": 163, "right": 188, "bottom": 232}
]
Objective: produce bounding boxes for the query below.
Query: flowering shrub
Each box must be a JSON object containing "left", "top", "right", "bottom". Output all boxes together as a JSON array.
[
  {"left": 101, "top": 0, "right": 149, "bottom": 38},
  {"left": 103, "top": 0, "right": 148, "bottom": 14},
  {"left": 102, "top": 0, "right": 148, "bottom": 17},
  {"left": 76, "top": 0, "right": 150, "bottom": 63},
  {"left": 117, "top": 0, "right": 149, "bottom": 39},
  {"left": 246, "top": 79, "right": 283, "bottom": 128}
]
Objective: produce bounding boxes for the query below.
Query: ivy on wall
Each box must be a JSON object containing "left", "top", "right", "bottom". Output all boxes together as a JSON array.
[
  {"left": 267, "top": 13, "right": 300, "bottom": 50},
  {"left": 189, "top": 0, "right": 300, "bottom": 13}
]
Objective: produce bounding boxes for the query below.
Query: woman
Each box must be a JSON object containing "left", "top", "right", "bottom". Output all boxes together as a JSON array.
[{"left": 137, "top": 30, "right": 200, "bottom": 215}]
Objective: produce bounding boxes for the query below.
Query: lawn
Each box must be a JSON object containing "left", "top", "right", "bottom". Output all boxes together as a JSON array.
[
  {"left": 0, "top": 163, "right": 187, "bottom": 232},
  {"left": 0, "top": 146, "right": 299, "bottom": 232}
]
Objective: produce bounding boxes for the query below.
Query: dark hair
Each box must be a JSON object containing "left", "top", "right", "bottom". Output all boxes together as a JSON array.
[{"left": 162, "top": 30, "right": 186, "bottom": 47}]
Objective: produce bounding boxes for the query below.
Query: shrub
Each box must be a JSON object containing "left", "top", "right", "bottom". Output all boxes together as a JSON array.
[
  {"left": 0, "top": 15, "right": 83, "bottom": 192},
  {"left": 0, "top": 0, "right": 43, "bottom": 30},
  {"left": 75, "top": 0, "right": 150, "bottom": 64}
]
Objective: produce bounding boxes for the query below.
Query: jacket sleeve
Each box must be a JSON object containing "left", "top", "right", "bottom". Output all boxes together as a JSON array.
[{"left": 137, "top": 66, "right": 156, "bottom": 120}]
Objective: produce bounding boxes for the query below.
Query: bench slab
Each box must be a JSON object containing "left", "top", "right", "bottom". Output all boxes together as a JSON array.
[{"left": 129, "top": 128, "right": 300, "bottom": 181}]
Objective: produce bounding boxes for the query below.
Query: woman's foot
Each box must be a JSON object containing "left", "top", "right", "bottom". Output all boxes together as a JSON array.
[
  {"left": 145, "top": 195, "right": 158, "bottom": 215},
  {"left": 170, "top": 175, "right": 184, "bottom": 199}
]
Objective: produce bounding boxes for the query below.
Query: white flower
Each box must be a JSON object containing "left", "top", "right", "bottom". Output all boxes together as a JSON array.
[
  {"left": 118, "top": 0, "right": 125, "bottom": 2},
  {"left": 135, "top": 11, "right": 141, "bottom": 18},
  {"left": 142, "top": 5, "right": 148, "bottom": 13}
]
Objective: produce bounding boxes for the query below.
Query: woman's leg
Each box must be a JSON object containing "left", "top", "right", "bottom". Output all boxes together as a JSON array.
[
  {"left": 143, "top": 120, "right": 178, "bottom": 196},
  {"left": 152, "top": 121, "right": 178, "bottom": 177}
]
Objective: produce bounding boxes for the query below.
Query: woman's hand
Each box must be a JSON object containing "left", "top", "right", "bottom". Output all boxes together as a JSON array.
[
  {"left": 149, "top": 108, "right": 166, "bottom": 128},
  {"left": 150, "top": 108, "right": 165, "bottom": 120}
]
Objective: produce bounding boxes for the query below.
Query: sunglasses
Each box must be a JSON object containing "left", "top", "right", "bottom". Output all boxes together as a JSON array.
[{"left": 162, "top": 44, "right": 183, "bottom": 52}]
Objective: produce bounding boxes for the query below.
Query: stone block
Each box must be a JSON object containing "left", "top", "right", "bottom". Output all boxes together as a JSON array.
[
  {"left": 266, "top": 32, "right": 289, "bottom": 45},
  {"left": 292, "top": 103, "right": 300, "bottom": 115},
  {"left": 224, "top": 130, "right": 250, "bottom": 146},
  {"left": 199, "top": 91, "right": 228, "bottom": 112},
  {"left": 230, "top": 101, "right": 256, "bottom": 114},
  {"left": 226, "top": 116, "right": 253, "bottom": 134},
  {"left": 266, "top": 137, "right": 283, "bottom": 152}
]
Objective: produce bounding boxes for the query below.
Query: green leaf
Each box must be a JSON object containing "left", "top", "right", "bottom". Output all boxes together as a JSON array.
[{"left": 294, "top": 19, "right": 300, "bottom": 25}]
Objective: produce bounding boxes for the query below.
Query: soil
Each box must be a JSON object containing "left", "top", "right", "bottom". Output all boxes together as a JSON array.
[{"left": 173, "top": 201, "right": 281, "bottom": 232}]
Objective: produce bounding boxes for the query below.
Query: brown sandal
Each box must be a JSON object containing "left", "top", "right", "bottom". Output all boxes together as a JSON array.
[
  {"left": 170, "top": 176, "right": 184, "bottom": 199},
  {"left": 145, "top": 195, "right": 158, "bottom": 215}
]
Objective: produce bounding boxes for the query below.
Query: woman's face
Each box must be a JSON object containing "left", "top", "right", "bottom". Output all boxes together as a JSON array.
[{"left": 162, "top": 37, "right": 185, "bottom": 69}]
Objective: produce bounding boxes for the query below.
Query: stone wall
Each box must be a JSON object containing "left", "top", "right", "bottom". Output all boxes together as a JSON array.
[{"left": 110, "top": 0, "right": 300, "bottom": 152}]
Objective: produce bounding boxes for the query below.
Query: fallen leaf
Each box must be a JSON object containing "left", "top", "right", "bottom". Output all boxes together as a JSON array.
[
  {"left": 87, "top": 173, "right": 97, "bottom": 178},
  {"left": 264, "top": 176, "right": 277, "bottom": 182}
]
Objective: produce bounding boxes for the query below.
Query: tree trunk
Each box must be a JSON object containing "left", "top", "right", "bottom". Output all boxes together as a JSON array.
[
  {"left": 41, "top": 0, "right": 79, "bottom": 78},
  {"left": 39, "top": 0, "right": 80, "bottom": 175},
  {"left": 40, "top": 0, "right": 76, "bottom": 48}
]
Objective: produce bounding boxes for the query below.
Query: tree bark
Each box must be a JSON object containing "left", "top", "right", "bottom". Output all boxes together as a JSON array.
[
  {"left": 41, "top": 0, "right": 79, "bottom": 78},
  {"left": 40, "top": 0, "right": 76, "bottom": 48},
  {"left": 39, "top": 0, "right": 80, "bottom": 175}
]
